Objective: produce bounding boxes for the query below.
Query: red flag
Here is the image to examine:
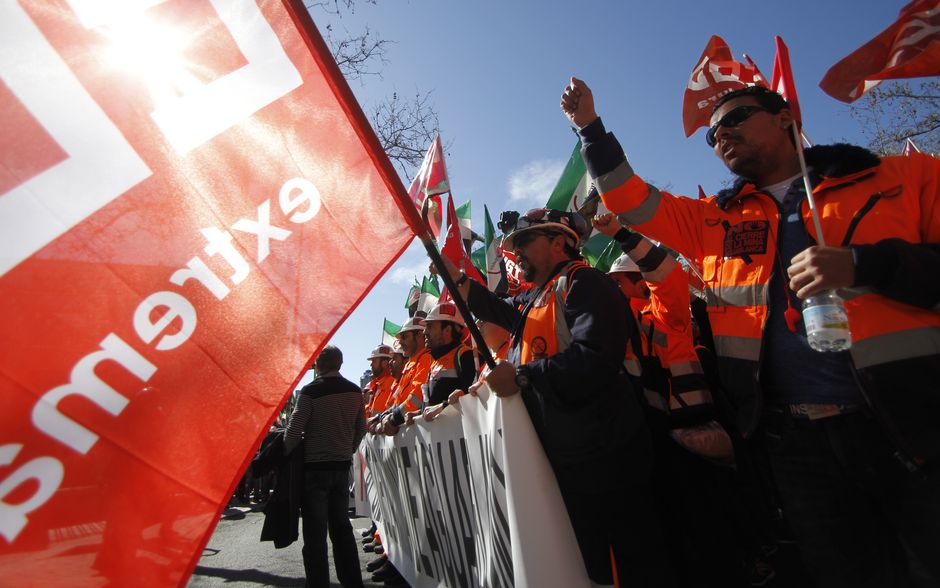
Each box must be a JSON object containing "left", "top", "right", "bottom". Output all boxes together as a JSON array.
[
  {"left": 499, "top": 248, "right": 534, "bottom": 295},
  {"left": 0, "top": 1, "right": 415, "bottom": 584},
  {"left": 441, "top": 195, "right": 485, "bottom": 292},
  {"left": 407, "top": 135, "right": 450, "bottom": 237},
  {"left": 683, "top": 35, "right": 768, "bottom": 137},
  {"left": 697, "top": 185, "right": 708, "bottom": 199},
  {"left": 820, "top": 0, "right": 940, "bottom": 102},
  {"left": 771, "top": 36, "right": 804, "bottom": 126}
]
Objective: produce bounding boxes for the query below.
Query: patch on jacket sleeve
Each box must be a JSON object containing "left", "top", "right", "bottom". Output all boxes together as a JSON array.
[{"left": 722, "top": 220, "right": 769, "bottom": 260}]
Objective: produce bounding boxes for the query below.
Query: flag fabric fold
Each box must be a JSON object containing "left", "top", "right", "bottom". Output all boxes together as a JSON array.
[
  {"left": 382, "top": 319, "right": 402, "bottom": 346},
  {"left": 441, "top": 195, "right": 486, "bottom": 293},
  {"left": 417, "top": 276, "right": 441, "bottom": 316},
  {"left": 407, "top": 135, "right": 450, "bottom": 237},
  {"left": 771, "top": 36, "right": 804, "bottom": 126},
  {"left": 682, "top": 35, "right": 768, "bottom": 137},
  {"left": 0, "top": 1, "right": 416, "bottom": 585},
  {"left": 820, "top": 0, "right": 940, "bottom": 103}
]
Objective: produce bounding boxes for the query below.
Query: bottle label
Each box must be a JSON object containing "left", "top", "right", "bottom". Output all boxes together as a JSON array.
[{"left": 803, "top": 304, "right": 849, "bottom": 332}]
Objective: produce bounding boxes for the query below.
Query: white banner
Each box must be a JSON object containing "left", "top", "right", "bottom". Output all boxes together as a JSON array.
[{"left": 360, "top": 385, "right": 591, "bottom": 588}]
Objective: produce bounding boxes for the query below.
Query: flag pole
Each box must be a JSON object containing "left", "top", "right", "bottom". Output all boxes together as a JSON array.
[
  {"left": 420, "top": 199, "right": 497, "bottom": 369},
  {"left": 791, "top": 123, "right": 826, "bottom": 247},
  {"left": 743, "top": 53, "right": 813, "bottom": 146}
]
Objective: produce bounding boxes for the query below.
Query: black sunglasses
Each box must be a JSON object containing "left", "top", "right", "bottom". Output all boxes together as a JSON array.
[{"left": 705, "top": 105, "right": 768, "bottom": 147}]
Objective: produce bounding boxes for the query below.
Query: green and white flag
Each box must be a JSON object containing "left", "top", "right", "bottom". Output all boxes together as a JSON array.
[
  {"left": 404, "top": 280, "right": 421, "bottom": 317},
  {"left": 417, "top": 276, "right": 440, "bottom": 316},
  {"left": 455, "top": 200, "right": 473, "bottom": 243},
  {"left": 382, "top": 319, "right": 401, "bottom": 346},
  {"left": 471, "top": 204, "right": 504, "bottom": 292},
  {"left": 545, "top": 141, "right": 619, "bottom": 273}
]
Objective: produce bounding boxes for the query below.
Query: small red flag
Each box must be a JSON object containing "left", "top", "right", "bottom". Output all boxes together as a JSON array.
[
  {"left": 441, "top": 195, "right": 485, "bottom": 292},
  {"left": 683, "top": 36, "right": 768, "bottom": 137},
  {"left": 771, "top": 36, "right": 803, "bottom": 126},
  {"left": 408, "top": 135, "right": 449, "bottom": 237},
  {"left": 820, "top": 0, "right": 940, "bottom": 103},
  {"left": 697, "top": 185, "right": 708, "bottom": 199}
]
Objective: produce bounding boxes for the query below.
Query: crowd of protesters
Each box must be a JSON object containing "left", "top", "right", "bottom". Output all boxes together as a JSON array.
[{"left": 273, "top": 79, "right": 940, "bottom": 588}]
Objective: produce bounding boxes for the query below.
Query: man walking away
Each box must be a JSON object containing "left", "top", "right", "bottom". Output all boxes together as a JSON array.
[{"left": 285, "top": 345, "right": 366, "bottom": 588}]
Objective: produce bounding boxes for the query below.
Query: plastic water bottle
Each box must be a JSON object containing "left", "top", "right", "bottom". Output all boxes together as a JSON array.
[{"left": 802, "top": 291, "right": 852, "bottom": 352}]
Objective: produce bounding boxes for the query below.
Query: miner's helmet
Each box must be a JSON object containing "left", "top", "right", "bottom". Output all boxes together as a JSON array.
[{"left": 499, "top": 208, "right": 589, "bottom": 250}]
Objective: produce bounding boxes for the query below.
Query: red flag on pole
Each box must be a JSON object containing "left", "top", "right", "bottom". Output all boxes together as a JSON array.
[
  {"left": 820, "top": 0, "right": 940, "bottom": 103},
  {"left": 683, "top": 35, "right": 768, "bottom": 137},
  {"left": 407, "top": 135, "right": 450, "bottom": 237},
  {"left": 771, "top": 36, "right": 804, "bottom": 126},
  {"left": 441, "top": 195, "right": 485, "bottom": 294},
  {"left": 1, "top": 1, "right": 416, "bottom": 584}
]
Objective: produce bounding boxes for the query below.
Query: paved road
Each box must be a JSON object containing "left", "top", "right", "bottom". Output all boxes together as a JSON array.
[{"left": 188, "top": 504, "right": 398, "bottom": 587}]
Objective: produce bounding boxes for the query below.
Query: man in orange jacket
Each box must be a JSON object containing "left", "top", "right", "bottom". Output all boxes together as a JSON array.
[
  {"left": 365, "top": 345, "right": 396, "bottom": 419},
  {"left": 379, "top": 316, "right": 432, "bottom": 433},
  {"left": 562, "top": 78, "right": 940, "bottom": 588}
]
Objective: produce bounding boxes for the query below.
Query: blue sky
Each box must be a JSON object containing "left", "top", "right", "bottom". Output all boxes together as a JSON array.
[{"left": 301, "top": 0, "right": 906, "bottom": 385}]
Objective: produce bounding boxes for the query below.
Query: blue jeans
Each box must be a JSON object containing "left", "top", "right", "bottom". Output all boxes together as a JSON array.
[
  {"left": 301, "top": 468, "right": 363, "bottom": 588},
  {"left": 763, "top": 408, "right": 940, "bottom": 588}
]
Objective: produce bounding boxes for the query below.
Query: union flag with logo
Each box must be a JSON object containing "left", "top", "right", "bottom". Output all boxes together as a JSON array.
[
  {"left": 682, "top": 35, "right": 768, "bottom": 137},
  {"left": 820, "top": 0, "right": 940, "bottom": 102},
  {"left": 0, "top": 0, "right": 416, "bottom": 585}
]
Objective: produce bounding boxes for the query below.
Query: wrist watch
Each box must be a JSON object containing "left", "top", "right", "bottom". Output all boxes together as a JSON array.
[
  {"left": 514, "top": 366, "right": 531, "bottom": 390},
  {"left": 455, "top": 272, "right": 469, "bottom": 287}
]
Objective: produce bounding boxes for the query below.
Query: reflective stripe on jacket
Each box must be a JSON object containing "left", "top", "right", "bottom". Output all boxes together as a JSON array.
[{"left": 583, "top": 119, "right": 940, "bottom": 462}]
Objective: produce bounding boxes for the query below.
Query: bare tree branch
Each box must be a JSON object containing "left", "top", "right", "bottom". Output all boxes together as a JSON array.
[
  {"left": 849, "top": 80, "right": 940, "bottom": 155},
  {"left": 369, "top": 90, "right": 442, "bottom": 178},
  {"left": 302, "top": 0, "right": 443, "bottom": 176},
  {"left": 303, "top": 0, "right": 375, "bottom": 15},
  {"left": 325, "top": 25, "right": 390, "bottom": 80}
]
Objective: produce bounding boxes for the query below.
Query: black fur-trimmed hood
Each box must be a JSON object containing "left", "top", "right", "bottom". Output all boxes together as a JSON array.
[{"left": 715, "top": 143, "right": 882, "bottom": 208}]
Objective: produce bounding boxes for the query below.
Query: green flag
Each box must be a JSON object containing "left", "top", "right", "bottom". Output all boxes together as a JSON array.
[
  {"left": 417, "top": 276, "right": 440, "bottom": 315},
  {"left": 545, "top": 141, "right": 617, "bottom": 272},
  {"left": 382, "top": 319, "right": 401, "bottom": 346},
  {"left": 404, "top": 281, "right": 420, "bottom": 309},
  {"left": 455, "top": 200, "right": 473, "bottom": 242}
]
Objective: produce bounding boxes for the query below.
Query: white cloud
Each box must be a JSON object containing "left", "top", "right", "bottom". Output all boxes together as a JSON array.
[
  {"left": 387, "top": 259, "right": 430, "bottom": 285},
  {"left": 506, "top": 159, "right": 565, "bottom": 205}
]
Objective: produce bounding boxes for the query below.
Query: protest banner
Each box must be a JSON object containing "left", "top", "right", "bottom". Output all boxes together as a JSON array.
[{"left": 361, "top": 385, "right": 591, "bottom": 588}]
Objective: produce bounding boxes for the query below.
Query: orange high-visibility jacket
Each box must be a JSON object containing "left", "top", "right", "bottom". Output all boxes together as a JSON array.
[
  {"left": 425, "top": 343, "right": 474, "bottom": 405},
  {"left": 621, "top": 235, "right": 714, "bottom": 426},
  {"left": 583, "top": 120, "right": 940, "bottom": 463},
  {"left": 390, "top": 347, "right": 431, "bottom": 413},
  {"left": 366, "top": 373, "right": 396, "bottom": 418}
]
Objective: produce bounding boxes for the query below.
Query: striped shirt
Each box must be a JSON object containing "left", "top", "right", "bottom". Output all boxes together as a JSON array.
[{"left": 284, "top": 372, "right": 366, "bottom": 464}]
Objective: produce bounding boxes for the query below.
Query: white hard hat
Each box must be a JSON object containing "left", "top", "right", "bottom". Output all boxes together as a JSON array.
[
  {"left": 398, "top": 316, "right": 426, "bottom": 333},
  {"left": 424, "top": 302, "right": 466, "bottom": 327},
  {"left": 368, "top": 344, "right": 393, "bottom": 360},
  {"left": 391, "top": 339, "right": 404, "bottom": 354},
  {"left": 608, "top": 254, "right": 640, "bottom": 274}
]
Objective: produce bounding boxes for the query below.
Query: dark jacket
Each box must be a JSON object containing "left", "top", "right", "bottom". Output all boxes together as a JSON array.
[
  {"left": 468, "top": 261, "right": 647, "bottom": 492},
  {"left": 258, "top": 430, "right": 304, "bottom": 548}
]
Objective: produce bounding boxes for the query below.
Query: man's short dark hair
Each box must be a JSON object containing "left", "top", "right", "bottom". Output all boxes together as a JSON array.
[
  {"left": 316, "top": 345, "right": 343, "bottom": 372},
  {"left": 711, "top": 86, "right": 789, "bottom": 117}
]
